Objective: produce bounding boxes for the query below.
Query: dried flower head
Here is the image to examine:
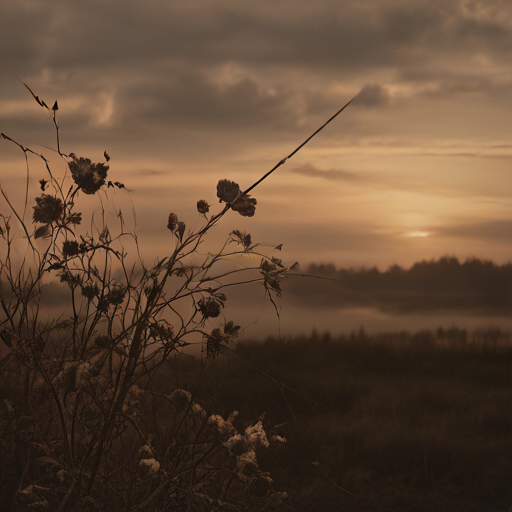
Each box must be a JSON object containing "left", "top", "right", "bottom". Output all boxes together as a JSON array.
[
  {"left": 197, "top": 199, "right": 209, "bottom": 214},
  {"left": 81, "top": 283, "right": 99, "bottom": 301},
  {"left": 245, "top": 420, "right": 270, "bottom": 448},
  {"left": 62, "top": 240, "right": 80, "bottom": 257},
  {"left": 198, "top": 297, "right": 223, "bottom": 319},
  {"left": 140, "top": 458, "right": 160, "bottom": 476},
  {"left": 224, "top": 320, "right": 240, "bottom": 338},
  {"left": 230, "top": 230, "right": 252, "bottom": 251},
  {"left": 217, "top": 179, "right": 240, "bottom": 204},
  {"left": 232, "top": 195, "right": 257, "bottom": 217},
  {"left": 149, "top": 322, "right": 174, "bottom": 342},
  {"left": 168, "top": 388, "right": 192, "bottom": 411},
  {"left": 66, "top": 212, "right": 82, "bottom": 226},
  {"left": 68, "top": 155, "right": 109, "bottom": 195},
  {"left": 204, "top": 328, "right": 223, "bottom": 358},
  {"left": 260, "top": 259, "right": 283, "bottom": 297},
  {"left": 58, "top": 270, "right": 81, "bottom": 288},
  {"left": 33, "top": 195, "right": 63, "bottom": 224},
  {"left": 106, "top": 285, "right": 126, "bottom": 306},
  {"left": 94, "top": 335, "right": 112, "bottom": 348},
  {"left": 167, "top": 213, "right": 178, "bottom": 231}
]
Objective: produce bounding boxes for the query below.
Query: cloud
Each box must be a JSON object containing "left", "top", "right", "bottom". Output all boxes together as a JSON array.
[
  {"left": 354, "top": 84, "right": 391, "bottom": 108},
  {"left": 2, "top": 0, "right": 512, "bottom": 278},
  {"left": 289, "top": 163, "right": 363, "bottom": 182},
  {"left": 118, "top": 71, "right": 299, "bottom": 131},
  {"left": 436, "top": 220, "right": 512, "bottom": 241}
]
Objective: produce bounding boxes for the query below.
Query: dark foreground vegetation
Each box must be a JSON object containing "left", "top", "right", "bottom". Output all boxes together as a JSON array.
[{"left": 152, "top": 328, "right": 512, "bottom": 512}]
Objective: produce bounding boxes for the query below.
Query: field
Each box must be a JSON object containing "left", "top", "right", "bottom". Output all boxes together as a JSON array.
[{"left": 154, "top": 328, "right": 512, "bottom": 512}]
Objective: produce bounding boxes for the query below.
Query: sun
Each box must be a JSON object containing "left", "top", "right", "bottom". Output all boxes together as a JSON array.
[{"left": 405, "top": 231, "right": 430, "bottom": 238}]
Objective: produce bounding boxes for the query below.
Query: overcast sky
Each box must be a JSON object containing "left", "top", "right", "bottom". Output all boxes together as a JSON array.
[{"left": 1, "top": 0, "right": 511, "bottom": 271}]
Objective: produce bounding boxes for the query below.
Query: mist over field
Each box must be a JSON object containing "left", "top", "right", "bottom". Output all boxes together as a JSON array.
[{"left": 16, "top": 255, "right": 510, "bottom": 345}]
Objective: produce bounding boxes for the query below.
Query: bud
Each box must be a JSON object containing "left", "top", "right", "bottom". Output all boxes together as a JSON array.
[{"left": 167, "top": 213, "right": 178, "bottom": 231}]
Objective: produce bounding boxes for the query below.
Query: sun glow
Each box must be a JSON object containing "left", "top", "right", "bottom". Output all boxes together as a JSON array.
[{"left": 406, "top": 231, "right": 430, "bottom": 238}]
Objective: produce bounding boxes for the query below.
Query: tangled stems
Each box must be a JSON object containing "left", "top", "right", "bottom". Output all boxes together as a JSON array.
[{"left": 0, "top": 85, "right": 356, "bottom": 511}]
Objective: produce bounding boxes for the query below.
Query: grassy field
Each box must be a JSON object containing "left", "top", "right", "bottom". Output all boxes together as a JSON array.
[{"left": 154, "top": 328, "right": 512, "bottom": 512}]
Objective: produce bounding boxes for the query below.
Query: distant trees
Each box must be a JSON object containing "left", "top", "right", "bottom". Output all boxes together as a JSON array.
[{"left": 286, "top": 257, "right": 512, "bottom": 313}]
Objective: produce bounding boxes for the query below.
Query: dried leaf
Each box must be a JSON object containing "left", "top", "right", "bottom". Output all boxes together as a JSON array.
[
  {"left": 23, "top": 82, "right": 49, "bottom": 109},
  {"left": 34, "top": 224, "right": 51, "bottom": 239},
  {"left": 177, "top": 221, "right": 186, "bottom": 241}
]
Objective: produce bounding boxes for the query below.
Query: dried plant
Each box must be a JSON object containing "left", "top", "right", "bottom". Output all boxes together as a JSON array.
[{"left": 0, "top": 84, "right": 355, "bottom": 511}]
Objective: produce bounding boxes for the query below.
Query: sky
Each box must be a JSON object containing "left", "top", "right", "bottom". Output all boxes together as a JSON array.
[{"left": 1, "top": 0, "right": 511, "bottom": 272}]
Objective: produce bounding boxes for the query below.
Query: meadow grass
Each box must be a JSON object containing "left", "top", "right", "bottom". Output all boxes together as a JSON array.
[{"left": 153, "top": 329, "right": 512, "bottom": 512}]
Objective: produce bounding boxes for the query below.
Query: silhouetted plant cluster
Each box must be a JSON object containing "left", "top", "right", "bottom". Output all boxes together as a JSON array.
[{"left": 0, "top": 85, "right": 355, "bottom": 511}]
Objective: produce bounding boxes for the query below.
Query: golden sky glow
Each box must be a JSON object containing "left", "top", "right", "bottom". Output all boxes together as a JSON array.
[{"left": 1, "top": 0, "right": 511, "bottom": 270}]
